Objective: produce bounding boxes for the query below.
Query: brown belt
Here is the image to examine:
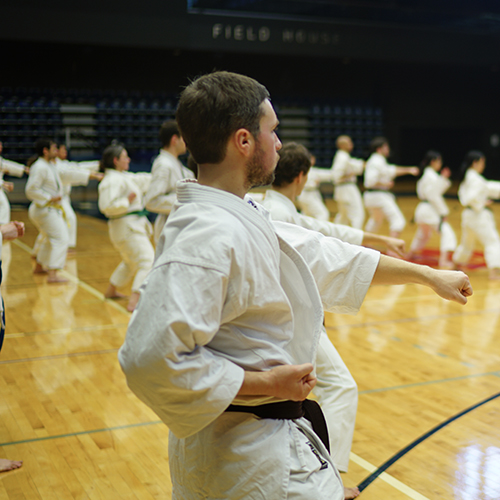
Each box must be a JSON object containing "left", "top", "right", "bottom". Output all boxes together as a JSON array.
[{"left": 225, "top": 399, "right": 330, "bottom": 453}]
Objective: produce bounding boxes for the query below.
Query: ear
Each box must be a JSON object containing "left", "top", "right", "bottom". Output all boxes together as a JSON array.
[
  {"left": 295, "top": 171, "right": 304, "bottom": 185},
  {"left": 233, "top": 128, "right": 255, "bottom": 158}
]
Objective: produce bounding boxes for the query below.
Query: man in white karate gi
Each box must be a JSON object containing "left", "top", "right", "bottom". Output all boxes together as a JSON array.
[
  {"left": 144, "top": 120, "right": 194, "bottom": 244},
  {"left": 119, "top": 71, "right": 472, "bottom": 500}
]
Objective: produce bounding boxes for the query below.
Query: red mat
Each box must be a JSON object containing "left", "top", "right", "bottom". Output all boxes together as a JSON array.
[{"left": 407, "top": 248, "right": 486, "bottom": 269}]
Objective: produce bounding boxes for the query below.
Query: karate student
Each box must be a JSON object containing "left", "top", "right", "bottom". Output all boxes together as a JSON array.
[
  {"left": 118, "top": 71, "right": 472, "bottom": 500},
  {"left": 25, "top": 139, "right": 70, "bottom": 283},
  {"left": 0, "top": 140, "right": 30, "bottom": 224},
  {"left": 261, "top": 142, "right": 405, "bottom": 494},
  {"left": 331, "top": 135, "right": 365, "bottom": 229},
  {"left": 0, "top": 220, "right": 25, "bottom": 473},
  {"left": 98, "top": 144, "right": 154, "bottom": 312},
  {"left": 144, "top": 120, "right": 194, "bottom": 243},
  {"left": 56, "top": 144, "right": 102, "bottom": 250},
  {"left": 408, "top": 151, "right": 457, "bottom": 268},
  {"left": 296, "top": 154, "right": 332, "bottom": 220},
  {"left": 363, "top": 137, "right": 419, "bottom": 237},
  {"left": 453, "top": 151, "right": 500, "bottom": 279}
]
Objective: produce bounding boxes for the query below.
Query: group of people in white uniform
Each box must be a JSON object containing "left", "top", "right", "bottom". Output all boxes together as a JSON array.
[
  {"left": 303, "top": 134, "right": 500, "bottom": 279},
  {"left": 0, "top": 119, "right": 190, "bottom": 311},
  {"left": 0, "top": 76, "right": 488, "bottom": 497}
]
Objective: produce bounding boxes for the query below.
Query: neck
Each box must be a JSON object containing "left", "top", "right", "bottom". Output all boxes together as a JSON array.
[
  {"left": 162, "top": 145, "right": 179, "bottom": 158},
  {"left": 271, "top": 183, "right": 299, "bottom": 203},
  {"left": 197, "top": 162, "right": 248, "bottom": 199}
]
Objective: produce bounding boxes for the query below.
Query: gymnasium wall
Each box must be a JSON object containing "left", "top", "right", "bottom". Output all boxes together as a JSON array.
[{"left": 1, "top": 0, "right": 500, "bottom": 177}]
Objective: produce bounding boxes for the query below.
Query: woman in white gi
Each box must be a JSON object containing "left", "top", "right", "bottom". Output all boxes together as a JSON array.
[
  {"left": 98, "top": 144, "right": 154, "bottom": 312},
  {"left": 144, "top": 120, "right": 194, "bottom": 244},
  {"left": 453, "top": 150, "right": 500, "bottom": 279},
  {"left": 0, "top": 140, "right": 30, "bottom": 224},
  {"left": 26, "top": 138, "right": 72, "bottom": 283},
  {"left": 363, "top": 137, "right": 419, "bottom": 237},
  {"left": 331, "top": 135, "right": 365, "bottom": 229},
  {"left": 408, "top": 150, "right": 457, "bottom": 268}
]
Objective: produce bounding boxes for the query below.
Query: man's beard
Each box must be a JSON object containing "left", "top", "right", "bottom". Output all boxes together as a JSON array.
[{"left": 244, "top": 142, "right": 275, "bottom": 190}]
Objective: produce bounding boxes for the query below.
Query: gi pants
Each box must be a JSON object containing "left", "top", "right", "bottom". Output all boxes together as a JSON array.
[
  {"left": 453, "top": 208, "right": 500, "bottom": 269},
  {"left": 334, "top": 183, "right": 365, "bottom": 229},
  {"left": 29, "top": 204, "right": 69, "bottom": 270},
  {"left": 61, "top": 195, "right": 78, "bottom": 248},
  {"left": 364, "top": 191, "right": 405, "bottom": 233},
  {"left": 315, "top": 330, "right": 357, "bottom": 472},
  {"left": 297, "top": 190, "right": 330, "bottom": 221},
  {"left": 410, "top": 201, "right": 457, "bottom": 255},
  {"left": 108, "top": 215, "right": 154, "bottom": 292}
]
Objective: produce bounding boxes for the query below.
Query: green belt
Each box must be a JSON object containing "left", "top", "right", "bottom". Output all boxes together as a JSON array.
[{"left": 110, "top": 209, "right": 149, "bottom": 220}]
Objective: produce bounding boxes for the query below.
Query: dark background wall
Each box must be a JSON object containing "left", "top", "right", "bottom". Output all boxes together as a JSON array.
[{"left": 2, "top": 0, "right": 500, "bottom": 178}]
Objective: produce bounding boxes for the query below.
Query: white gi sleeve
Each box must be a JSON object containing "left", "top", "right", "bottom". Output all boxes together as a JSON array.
[
  {"left": 118, "top": 260, "right": 245, "bottom": 439},
  {"left": 57, "top": 164, "right": 91, "bottom": 187},
  {"left": 130, "top": 172, "right": 152, "bottom": 194},
  {"left": 296, "top": 213, "right": 364, "bottom": 245},
  {"left": 486, "top": 180, "right": 500, "bottom": 200},
  {"left": 273, "top": 221, "right": 380, "bottom": 314},
  {"left": 144, "top": 166, "right": 178, "bottom": 214},
  {"left": 1, "top": 158, "right": 25, "bottom": 177}
]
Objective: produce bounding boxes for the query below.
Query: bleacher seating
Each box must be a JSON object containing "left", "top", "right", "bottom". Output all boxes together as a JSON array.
[{"left": 1, "top": 87, "right": 385, "bottom": 168}]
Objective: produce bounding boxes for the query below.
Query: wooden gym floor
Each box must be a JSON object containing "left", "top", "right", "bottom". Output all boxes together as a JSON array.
[{"left": 1, "top": 195, "right": 499, "bottom": 499}]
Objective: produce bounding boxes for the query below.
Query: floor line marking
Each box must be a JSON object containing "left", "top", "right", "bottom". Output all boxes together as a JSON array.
[
  {"left": 0, "top": 420, "right": 164, "bottom": 447},
  {"left": 350, "top": 452, "right": 431, "bottom": 500},
  {"left": 12, "top": 239, "right": 130, "bottom": 315},
  {"left": 0, "top": 348, "right": 120, "bottom": 365},
  {"left": 356, "top": 390, "right": 500, "bottom": 492},
  {"left": 359, "top": 371, "right": 500, "bottom": 395}
]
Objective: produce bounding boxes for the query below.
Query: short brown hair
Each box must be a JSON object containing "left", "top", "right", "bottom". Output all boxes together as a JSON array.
[
  {"left": 159, "top": 120, "right": 180, "bottom": 148},
  {"left": 176, "top": 71, "right": 270, "bottom": 164},
  {"left": 369, "top": 136, "right": 388, "bottom": 154},
  {"left": 273, "top": 142, "right": 312, "bottom": 188}
]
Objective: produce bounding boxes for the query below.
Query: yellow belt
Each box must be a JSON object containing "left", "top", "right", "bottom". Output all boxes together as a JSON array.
[{"left": 45, "top": 201, "right": 70, "bottom": 227}]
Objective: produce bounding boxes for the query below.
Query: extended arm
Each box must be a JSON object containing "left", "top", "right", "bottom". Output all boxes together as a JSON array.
[{"left": 371, "top": 255, "right": 472, "bottom": 304}]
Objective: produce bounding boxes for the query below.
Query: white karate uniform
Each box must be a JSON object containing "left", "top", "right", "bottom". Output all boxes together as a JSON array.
[
  {"left": 119, "top": 180, "right": 380, "bottom": 500},
  {"left": 98, "top": 169, "right": 154, "bottom": 292},
  {"left": 363, "top": 152, "right": 405, "bottom": 233},
  {"left": 0, "top": 156, "right": 26, "bottom": 224},
  {"left": 262, "top": 188, "right": 362, "bottom": 471},
  {"left": 26, "top": 158, "right": 69, "bottom": 270},
  {"left": 296, "top": 167, "right": 332, "bottom": 221},
  {"left": 453, "top": 169, "right": 500, "bottom": 269},
  {"left": 410, "top": 167, "right": 457, "bottom": 256},
  {"left": 144, "top": 149, "right": 195, "bottom": 244},
  {"left": 331, "top": 150, "right": 365, "bottom": 229},
  {"left": 56, "top": 158, "right": 99, "bottom": 248}
]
